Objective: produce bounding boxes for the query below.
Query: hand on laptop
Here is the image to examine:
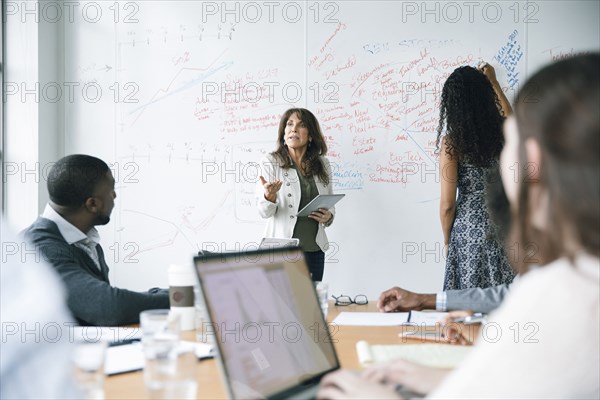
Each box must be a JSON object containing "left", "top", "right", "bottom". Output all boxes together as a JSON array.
[
  {"left": 362, "top": 359, "right": 451, "bottom": 396},
  {"left": 317, "top": 370, "right": 401, "bottom": 399}
]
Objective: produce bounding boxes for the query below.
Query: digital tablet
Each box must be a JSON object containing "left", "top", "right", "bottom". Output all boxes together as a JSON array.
[
  {"left": 296, "top": 194, "right": 345, "bottom": 217},
  {"left": 258, "top": 237, "right": 300, "bottom": 249}
]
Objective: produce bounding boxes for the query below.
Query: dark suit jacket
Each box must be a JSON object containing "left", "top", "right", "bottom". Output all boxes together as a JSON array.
[{"left": 24, "top": 217, "right": 169, "bottom": 326}]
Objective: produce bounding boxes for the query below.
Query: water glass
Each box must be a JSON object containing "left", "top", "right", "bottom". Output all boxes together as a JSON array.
[
  {"left": 194, "top": 285, "right": 214, "bottom": 344},
  {"left": 195, "top": 303, "right": 215, "bottom": 344},
  {"left": 140, "top": 310, "right": 197, "bottom": 399},
  {"left": 72, "top": 339, "right": 107, "bottom": 400},
  {"left": 316, "top": 282, "right": 329, "bottom": 318}
]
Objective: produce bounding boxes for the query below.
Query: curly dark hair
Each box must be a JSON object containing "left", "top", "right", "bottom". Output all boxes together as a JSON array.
[
  {"left": 271, "top": 108, "right": 329, "bottom": 185},
  {"left": 436, "top": 66, "right": 505, "bottom": 167}
]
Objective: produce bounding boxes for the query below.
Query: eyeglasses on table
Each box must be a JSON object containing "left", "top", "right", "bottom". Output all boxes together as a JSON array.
[{"left": 332, "top": 294, "right": 368, "bottom": 306}]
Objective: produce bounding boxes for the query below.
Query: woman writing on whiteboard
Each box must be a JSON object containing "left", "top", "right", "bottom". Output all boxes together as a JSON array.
[
  {"left": 438, "top": 63, "right": 515, "bottom": 290},
  {"left": 258, "top": 108, "right": 335, "bottom": 282},
  {"left": 318, "top": 53, "right": 600, "bottom": 399}
]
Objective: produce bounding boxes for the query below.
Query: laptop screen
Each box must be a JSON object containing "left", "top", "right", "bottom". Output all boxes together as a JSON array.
[{"left": 194, "top": 248, "right": 339, "bottom": 399}]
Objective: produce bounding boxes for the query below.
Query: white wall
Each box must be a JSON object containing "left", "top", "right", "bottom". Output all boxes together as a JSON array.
[
  {"left": 3, "top": 1, "right": 65, "bottom": 229},
  {"left": 4, "top": 1, "right": 599, "bottom": 299}
]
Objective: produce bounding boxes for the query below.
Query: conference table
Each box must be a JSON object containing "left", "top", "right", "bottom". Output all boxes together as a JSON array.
[{"left": 105, "top": 302, "right": 423, "bottom": 399}]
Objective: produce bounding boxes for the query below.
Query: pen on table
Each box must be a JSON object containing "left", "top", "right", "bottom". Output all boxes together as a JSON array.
[
  {"left": 109, "top": 338, "right": 141, "bottom": 347},
  {"left": 449, "top": 312, "right": 487, "bottom": 325}
]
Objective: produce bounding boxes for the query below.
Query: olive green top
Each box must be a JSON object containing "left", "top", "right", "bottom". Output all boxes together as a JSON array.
[{"left": 291, "top": 164, "right": 320, "bottom": 252}]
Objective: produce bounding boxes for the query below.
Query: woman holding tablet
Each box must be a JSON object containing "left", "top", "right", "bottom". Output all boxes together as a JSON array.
[{"left": 258, "top": 108, "right": 335, "bottom": 281}]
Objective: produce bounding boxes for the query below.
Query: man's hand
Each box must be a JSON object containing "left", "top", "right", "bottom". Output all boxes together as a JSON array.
[{"left": 377, "top": 287, "right": 432, "bottom": 312}]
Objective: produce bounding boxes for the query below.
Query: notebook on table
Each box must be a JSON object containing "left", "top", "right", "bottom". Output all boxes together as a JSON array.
[{"left": 193, "top": 247, "right": 339, "bottom": 399}]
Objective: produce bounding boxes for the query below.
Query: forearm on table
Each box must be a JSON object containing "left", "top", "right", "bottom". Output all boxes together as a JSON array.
[{"left": 418, "top": 293, "right": 437, "bottom": 310}]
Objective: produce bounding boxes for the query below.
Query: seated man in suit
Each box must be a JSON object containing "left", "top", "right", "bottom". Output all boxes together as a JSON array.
[{"left": 24, "top": 154, "right": 169, "bottom": 326}]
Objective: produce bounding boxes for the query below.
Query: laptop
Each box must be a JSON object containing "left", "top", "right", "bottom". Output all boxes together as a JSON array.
[
  {"left": 258, "top": 237, "right": 300, "bottom": 250},
  {"left": 193, "top": 247, "right": 340, "bottom": 399}
]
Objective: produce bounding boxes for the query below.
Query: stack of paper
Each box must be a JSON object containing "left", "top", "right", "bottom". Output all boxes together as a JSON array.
[
  {"left": 105, "top": 341, "right": 214, "bottom": 376},
  {"left": 331, "top": 312, "right": 410, "bottom": 326},
  {"left": 331, "top": 310, "right": 448, "bottom": 327},
  {"left": 356, "top": 340, "right": 471, "bottom": 369},
  {"left": 72, "top": 326, "right": 216, "bottom": 375},
  {"left": 105, "top": 342, "right": 145, "bottom": 375}
]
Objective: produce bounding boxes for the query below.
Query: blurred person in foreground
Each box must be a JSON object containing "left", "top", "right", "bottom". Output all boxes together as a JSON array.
[{"left": 1, "top": 217, "right": 80, "bottom": 399}]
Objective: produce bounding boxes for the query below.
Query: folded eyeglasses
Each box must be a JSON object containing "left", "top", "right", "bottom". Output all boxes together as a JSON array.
[{"left": 332, "top": 294, "right": 368, "bottom": 306}]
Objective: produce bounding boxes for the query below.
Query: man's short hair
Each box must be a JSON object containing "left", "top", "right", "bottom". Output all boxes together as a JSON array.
[{"left": 47, "top": 155, "right": 110, "bottom": 208}]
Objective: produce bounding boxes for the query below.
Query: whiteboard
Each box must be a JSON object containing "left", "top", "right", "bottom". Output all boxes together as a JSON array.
[{"left": 62, "top": 1, "right": 599, "bottom": 298}]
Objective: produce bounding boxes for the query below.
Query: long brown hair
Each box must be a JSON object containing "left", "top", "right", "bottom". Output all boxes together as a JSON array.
[
  {"left": 510, "top": 54, "right": 600, "bottom": 273},
  {"left": 271, "top": 108, "right": 329, "bottom": 185}
]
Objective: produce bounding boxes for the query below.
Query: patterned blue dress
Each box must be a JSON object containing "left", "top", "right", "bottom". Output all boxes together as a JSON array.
[{"left": 443, "top": 161, "right": 515, "bottom": 290}]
